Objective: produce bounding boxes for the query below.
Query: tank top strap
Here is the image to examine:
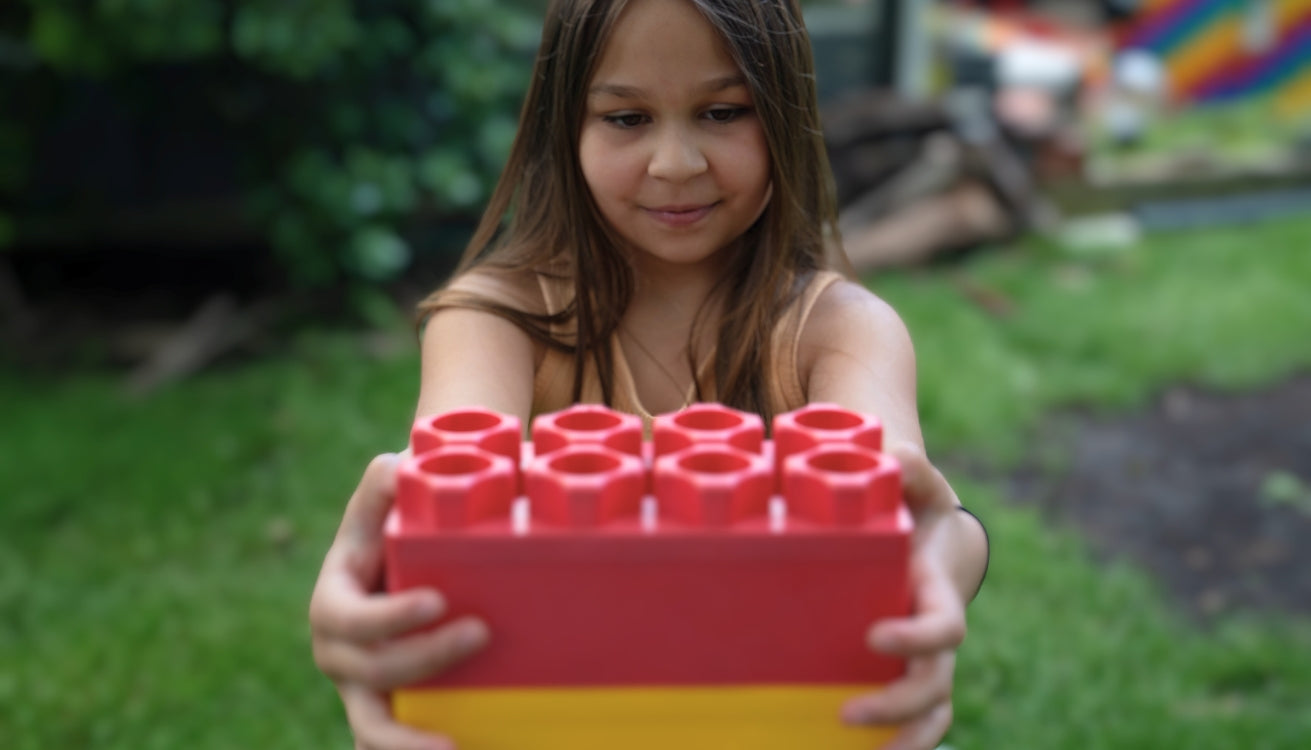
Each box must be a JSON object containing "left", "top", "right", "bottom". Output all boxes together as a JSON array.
[
  {"left": 532, "top": 271, "right": 581, "bottom": 413},
  {"left": 536, "top": 269, "right": 571, "bottom": 319},
  {"left": 768, "top": 270, "right": 845, "bottom": 413}
]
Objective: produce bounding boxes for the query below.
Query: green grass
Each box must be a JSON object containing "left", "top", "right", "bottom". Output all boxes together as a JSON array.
[
  {"left": 882, "top": 217, "right": 1311, "bottom": 460},
  {"left": 0, "top": 335, "right": 421, "bottom": 749},
  {"left": 3, "top": 216, "right": 1311, "bottom": 748}
]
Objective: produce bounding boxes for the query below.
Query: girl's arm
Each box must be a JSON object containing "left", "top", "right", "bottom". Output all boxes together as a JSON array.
[
  {"left": 311, "top": 279, "right": 540, "bottom": 750},
  {"left": 801, "top": 279, "right": 987, "bottom": 601},
  {"left": 414, "top": 277, "right": 541, "bottom": 422},
  {"left": 802, "top": 280, "right": 921, "bottom": 450},
  {"left": 800, "top": 279, "right": 988, "bottom": 750}
]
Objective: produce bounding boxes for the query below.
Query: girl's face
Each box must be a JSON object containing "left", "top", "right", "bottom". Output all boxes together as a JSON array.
[{"left": 579, "top": 0, "right": 772, "bottom": 271}]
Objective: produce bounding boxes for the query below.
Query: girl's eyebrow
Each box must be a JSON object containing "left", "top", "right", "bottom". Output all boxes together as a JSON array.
[{"left": 588, "top": 74, "right": 747, "bottom": 99}]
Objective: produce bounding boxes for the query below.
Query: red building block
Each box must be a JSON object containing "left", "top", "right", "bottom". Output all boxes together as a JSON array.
[
  {"left": 652, "top": 402, "right": 765, "bottom": 456},
  {"left": 531, "top": 404, "right": 644, "bottom": 457},
  {"left": 772, "top": 402, "right": 883, "bottom": 466},
  {"left": 411, "top": 407, "right": 522, "bottom": 464},
  {"left": 385, "top": 403, "right": 912, "bottom": 748}
]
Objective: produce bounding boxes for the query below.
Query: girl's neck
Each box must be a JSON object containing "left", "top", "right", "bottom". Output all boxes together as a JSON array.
[
  {"left": 620, "top": 268, "right": 723, "bottom": 414},
  {"left": 625, "top": 246, "right": 732, "bottom": 324},
  {"left": 622, "top": 252, "right": 728, "bottom": 373}
]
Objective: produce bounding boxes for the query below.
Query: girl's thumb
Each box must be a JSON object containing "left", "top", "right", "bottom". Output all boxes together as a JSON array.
[{"left": 338, "top": 453, "right": 402, "bottom": 546}]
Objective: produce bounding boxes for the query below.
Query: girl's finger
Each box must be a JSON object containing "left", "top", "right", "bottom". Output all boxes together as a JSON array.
[
  {"left": 310, "top": 578, "right": 446, "bottom": 643},
  {"left": 311, "top": 454, "right": 403, "bottom": 602},
  {"left": 368, "top": 616, "right": 491, "bottom": 689},
  {"left": 880, "top": 700, "right": 954, "bottom": 750},
  {"left": 840, "top": 651, "right": 954, "bottom": 726},
  {"left": 867, "top": 561, "right": 966, "bottom": 656},
  {"left": 338, "top": 454, "right": 402, "bottom": 547},
  {"left": 321, "top": 617, "right": 491, "bottom": 691},
  {"left": 340, "top": 683, "right": 456, "bottom": 750}
]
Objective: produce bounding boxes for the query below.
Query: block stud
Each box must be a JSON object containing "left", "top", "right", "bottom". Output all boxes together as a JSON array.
[
  {"left": 411, "top": 408, "right": 522, "bottom": 464},
  {"left": 652, "top": 403, "right": 764, "bottom": 457},
  {"left": 532, "top": 404, "right": 643, "bottom": 456},
  {"left": 653, "top": 444, "right": 773, "bottom": 527},
  {"left": 772, "top": 403, "right": 882, "bottom": 470},
  {"left": 783, "top": 445, "right": 901, "bottom": 527},
  {"left": 396, "top": 446, "right": 517, "bottom": 530},
  {"left": 525, "top": 445, "right": 645, "bottom": 528}
]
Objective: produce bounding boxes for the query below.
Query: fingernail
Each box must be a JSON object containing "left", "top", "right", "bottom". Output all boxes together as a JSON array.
[
  {"left": 416, "top": 591, "right": 444, "bottom": 620},
  {"left": 868, "top": 627, "right": 895, "bottom": 652},
  {"left": 458, "top": 619, "right": 490, "bottom": 650},
  {"left": 840, "top": 702, "right": 868, "bottom": 725}
]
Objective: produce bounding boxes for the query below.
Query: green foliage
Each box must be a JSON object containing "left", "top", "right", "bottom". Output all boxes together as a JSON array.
[{"left": 1, "top": 0, "right": 539, "bottom": 282}]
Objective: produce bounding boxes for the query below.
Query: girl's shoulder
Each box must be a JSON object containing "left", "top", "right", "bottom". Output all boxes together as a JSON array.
[
  {"left": 795, "top": 276, "right": 920, "bottom": 442},
  {"left": 797, "top": 275, "right": 915, "bottom": 374},
  {"left": 416, "top": 265, "right": 550, "bottom": 419},
  {"left": 805, "top": 276, "right": 907, "bottom": 337},
  {"left": 440, "top": 264, "right": 553, "bottom": 317}
]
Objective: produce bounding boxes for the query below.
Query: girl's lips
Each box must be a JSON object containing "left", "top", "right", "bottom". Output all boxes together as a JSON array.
[{"left": 644, "top": 203, "right": 717, "bottom": 227}]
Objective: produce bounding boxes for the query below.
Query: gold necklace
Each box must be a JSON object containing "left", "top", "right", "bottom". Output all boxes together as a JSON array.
[{"left": 620, "top": 327, "right": 694, "bottom": 409}]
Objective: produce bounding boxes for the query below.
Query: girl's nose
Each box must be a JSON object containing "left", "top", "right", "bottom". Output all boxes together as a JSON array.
[{"left": 647, "top": 126, "right": 708, "bottom": 182}]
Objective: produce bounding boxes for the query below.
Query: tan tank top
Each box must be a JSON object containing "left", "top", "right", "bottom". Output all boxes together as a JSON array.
[{"left": 532, "top": 271, "right": 844, "bottom": 427}]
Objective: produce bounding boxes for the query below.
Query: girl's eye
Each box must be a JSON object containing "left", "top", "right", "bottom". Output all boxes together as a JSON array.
[
  {"left": 705, "top": 107, "right": 748, "bottom": 123},
  {"left": 603, "top": 113, "right": 648, "bottom": 129}
]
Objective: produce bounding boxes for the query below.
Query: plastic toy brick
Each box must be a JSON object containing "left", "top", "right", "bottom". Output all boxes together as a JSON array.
[{"left": 385, "top": 402, "right": 912, "bottom": 749}]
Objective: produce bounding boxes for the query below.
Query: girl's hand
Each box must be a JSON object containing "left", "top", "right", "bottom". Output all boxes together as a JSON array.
[
  {"left": 840, "top": 444, "right": 973, "bottom": 750},
  {"left": 309, "top": 454, "right": 490, "bottom": 750}
]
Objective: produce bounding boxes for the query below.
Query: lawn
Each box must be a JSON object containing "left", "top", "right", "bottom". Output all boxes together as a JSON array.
[{"left": 2, "top": 215, "right": 1310, "bottom": 748}]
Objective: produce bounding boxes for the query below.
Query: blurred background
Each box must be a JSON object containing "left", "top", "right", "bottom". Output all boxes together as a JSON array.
[{"left": 2, "top": 1, "right": 1310, "bottom": 748}]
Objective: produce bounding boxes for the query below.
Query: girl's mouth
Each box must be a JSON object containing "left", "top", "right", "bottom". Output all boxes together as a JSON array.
[{"left": 645, "top": 203, "right": 717, "bottom": 227}]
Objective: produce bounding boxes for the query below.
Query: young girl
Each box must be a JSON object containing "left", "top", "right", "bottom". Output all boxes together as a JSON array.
[{"left": 309, "top": 1, "right": 989, "bottom": 749}]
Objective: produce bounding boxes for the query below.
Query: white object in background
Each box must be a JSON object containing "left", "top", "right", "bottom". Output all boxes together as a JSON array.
[
  {"left": 1057, "top": 213, "right": 1142, "bottom": 253},
  {"left": 1114, "top": 48, "right": 1166, "bottom": 98},
  {"left": 1105, "top": 48, "right": 1167, "bottom": 144},
  {"left": 997, "top": 40, "right": 1082, "bottom": 93}
]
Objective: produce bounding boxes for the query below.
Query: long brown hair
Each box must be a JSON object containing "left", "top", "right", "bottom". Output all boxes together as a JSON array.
[{"left": 417, "top": 0, "right": 844, "bottom": 423}]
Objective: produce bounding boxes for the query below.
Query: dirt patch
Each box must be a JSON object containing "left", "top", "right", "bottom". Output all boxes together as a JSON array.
[{"left": 984, "top": 376, "right": 1311, "bottom": 621}]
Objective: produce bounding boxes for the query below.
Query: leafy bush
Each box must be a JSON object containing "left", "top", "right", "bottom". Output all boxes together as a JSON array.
[{"left": 0, "top": 0, "right": 539, "bottom": 285}]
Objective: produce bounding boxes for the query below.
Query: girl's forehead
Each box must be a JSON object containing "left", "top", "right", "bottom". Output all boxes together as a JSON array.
[{"left": 590, "top": 0, "right": 741, "bottom": 89}]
